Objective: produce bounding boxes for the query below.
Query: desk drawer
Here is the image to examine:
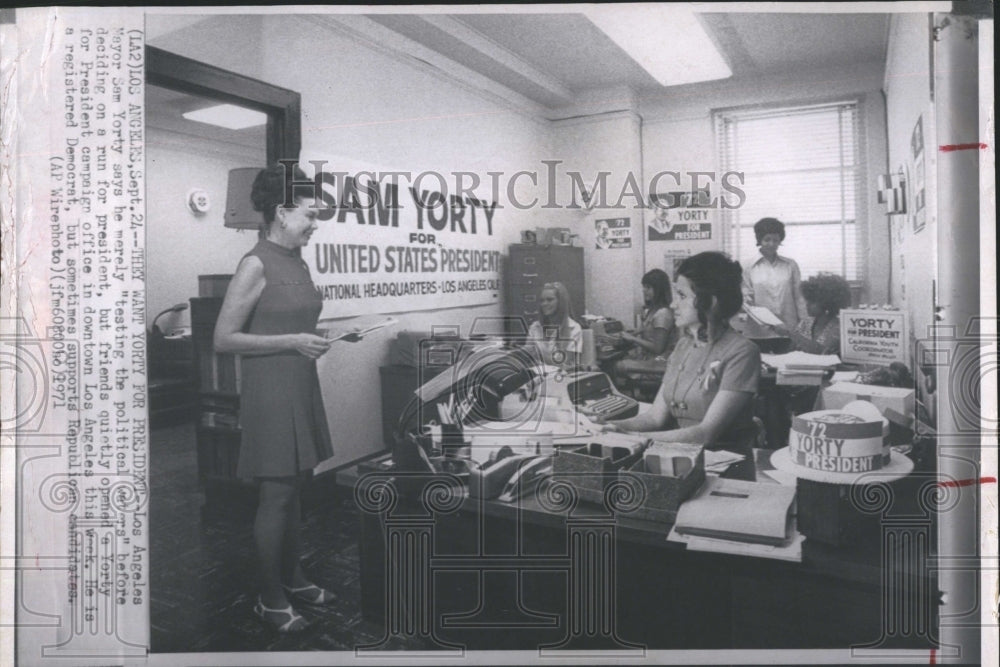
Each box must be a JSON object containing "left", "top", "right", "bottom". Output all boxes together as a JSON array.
[
  {"left": 507, "top": 249, "right": 546, "bottom": 285},
  {"left": 506, "top": 285, "right": 540, "bottom": 311}
]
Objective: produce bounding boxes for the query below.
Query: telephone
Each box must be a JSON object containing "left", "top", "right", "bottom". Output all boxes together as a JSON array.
[{"left": 497, "top": 456, "right": 552, "bottom": 503}]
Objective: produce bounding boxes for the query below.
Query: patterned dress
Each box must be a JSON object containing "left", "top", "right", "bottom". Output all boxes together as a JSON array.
[{"left": 236, "top": 239, "right": 334, "bottom": 479}]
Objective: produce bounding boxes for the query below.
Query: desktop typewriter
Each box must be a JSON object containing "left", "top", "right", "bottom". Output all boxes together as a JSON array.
[{"left": 564, "top": 371, "right": 640, "bottom": 420}]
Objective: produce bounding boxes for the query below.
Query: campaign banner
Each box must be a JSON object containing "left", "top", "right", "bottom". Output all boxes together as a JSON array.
[
  {"left": 647, "top": 191, "right": 713, "bottom": 241},
  {"left": 595, "top": 217, "right": 631, "bottom": 249},
  {"left": 299, "top": 155, "right": 504, "bottom": 318},
  {"left": 839, "top": 309, "right": 908, "bottom": 365}
]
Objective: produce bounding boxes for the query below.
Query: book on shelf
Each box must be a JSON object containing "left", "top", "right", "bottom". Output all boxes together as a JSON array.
[
  {"left": 200, "top": 411, "right": 239, "bottom": 429},
  {"left": 674, "top": 476, "right": 796, "bottom": 546}
]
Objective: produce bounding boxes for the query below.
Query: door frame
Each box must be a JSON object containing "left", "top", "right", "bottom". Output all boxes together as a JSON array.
[{"left": 146, "top": 46, "right": 301, "bottom": 164}]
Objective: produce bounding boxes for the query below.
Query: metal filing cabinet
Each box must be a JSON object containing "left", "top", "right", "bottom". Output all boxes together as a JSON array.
[{"left": 504, "top": 244, "right": 585, "bottom": 336}]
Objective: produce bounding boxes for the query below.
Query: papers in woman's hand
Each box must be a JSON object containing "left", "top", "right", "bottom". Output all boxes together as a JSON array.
[
  {"left": 744, "top": 305, "right": 784, "bottom": 327},
  {"left": 324, "top": 316, "right": 398, "bottom": 341}
]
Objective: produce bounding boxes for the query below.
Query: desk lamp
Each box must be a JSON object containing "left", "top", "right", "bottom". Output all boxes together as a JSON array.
[{"left": 150, "top": 303, "right": 189, "bottom": 340}]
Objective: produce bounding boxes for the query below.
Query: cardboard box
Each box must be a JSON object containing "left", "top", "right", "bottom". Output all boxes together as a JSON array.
[
  {"left": 533, "top": 227, "right": 572, "bottom": 246},
  {"left": 621, "top": 446, "right": 705, "bottom": 524},
  {"left": 820, "top": 382, "right": 915, "bottom": 427},
  {"left": 553, "top": 443, "right": 643, "bottom": 504}
]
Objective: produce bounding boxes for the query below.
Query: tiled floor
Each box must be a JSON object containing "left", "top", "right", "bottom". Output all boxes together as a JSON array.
[{"left": 149, "top": 421, "right": 424, "bottom": 653}]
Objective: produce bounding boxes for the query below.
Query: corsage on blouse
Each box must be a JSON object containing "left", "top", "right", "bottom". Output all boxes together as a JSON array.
[{"left": 701, "top": 360, "right": 722, "bottom": 391}]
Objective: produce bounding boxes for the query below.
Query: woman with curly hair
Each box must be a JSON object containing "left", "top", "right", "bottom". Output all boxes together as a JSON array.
[{"left": 776, "top": 273, "right": 852, "bottom": 355}]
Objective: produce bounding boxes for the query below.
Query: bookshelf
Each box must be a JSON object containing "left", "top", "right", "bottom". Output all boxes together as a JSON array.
[{"left": 190, "top": 297, "right": 249, "bottom": 508}]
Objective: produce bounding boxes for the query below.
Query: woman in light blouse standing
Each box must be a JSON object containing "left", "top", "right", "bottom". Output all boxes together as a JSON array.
[{"left": 742, "top": 217, "right": 807, "bottom": 330}]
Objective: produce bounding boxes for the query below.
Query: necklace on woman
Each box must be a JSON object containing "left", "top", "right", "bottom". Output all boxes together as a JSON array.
[{"left": 668, "top": 333, "right": 721, "bottom": 412}]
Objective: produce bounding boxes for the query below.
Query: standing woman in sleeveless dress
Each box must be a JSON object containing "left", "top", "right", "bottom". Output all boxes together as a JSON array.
[{"left": 214, "top": 165, "right": 357, "bottom": 633}]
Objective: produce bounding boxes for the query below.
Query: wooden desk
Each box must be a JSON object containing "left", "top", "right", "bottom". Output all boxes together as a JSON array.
[{"left": 343, "top": 457, "right": 939, "bottom": 651}]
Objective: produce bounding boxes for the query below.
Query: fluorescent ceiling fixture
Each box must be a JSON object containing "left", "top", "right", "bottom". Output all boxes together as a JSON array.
[
  {"left": 182, "top": 104, "right": 267, "bottom": 130},
  {"left": 585, "top": 5, "right": 731, "bottom": 87}
]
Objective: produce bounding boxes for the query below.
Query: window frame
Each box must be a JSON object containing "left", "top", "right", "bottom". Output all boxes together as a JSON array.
[{"left": 714, "top": 98, "right": 867, "bottom": 291}]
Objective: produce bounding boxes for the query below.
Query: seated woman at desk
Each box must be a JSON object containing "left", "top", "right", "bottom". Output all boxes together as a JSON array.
[
  {"left": 599, "top": 253, "right": 761, "bottom": 455},
  {"left": 612, "top": 269, "right": 679, "bottom": 387},
  {"left": 771, "top": 273, "right": 851, "bottom": 355},
  {"left": 527, "top": 281, "right": 582, "bottom": 370}
]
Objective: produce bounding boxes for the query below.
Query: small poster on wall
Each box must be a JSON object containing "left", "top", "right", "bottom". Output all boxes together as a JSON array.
[
  {"left": 647, "top": 191, "right": 713, "bottom": 241},
  {"left": 663, "top": 248, "right": 692, "bottom": 279},
  {"left": 595, "top": 217, "right": 632, "bottom": 249},
  {"left": 912, "top": 115, "right": 926, "bottom": 233}
]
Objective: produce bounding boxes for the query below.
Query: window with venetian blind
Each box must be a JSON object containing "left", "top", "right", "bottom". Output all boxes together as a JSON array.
[{"left": 715, "top": 102, "right": 865, "bottom": 281}]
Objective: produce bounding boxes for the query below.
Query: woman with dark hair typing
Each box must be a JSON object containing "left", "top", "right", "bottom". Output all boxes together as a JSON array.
[
  {"left": 612, "top": 269, "right": 678, "bottom": 391},
  {"left": 214, "top": 164, "right": 361, "bottom": 633},
  {"left": 617, "top": 268, "right": 678, "bottom": 361},
  {"left": 598, "top": 253, "right": 761, "bottom": 456}
]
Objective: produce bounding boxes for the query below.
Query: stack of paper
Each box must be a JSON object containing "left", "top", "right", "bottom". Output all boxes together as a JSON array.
[
  {"left": 762, "top": 351, "right": 841, "bottom": 386},
  {"left": 674, "top": 477, "right": 796, "bottom": 546},
  {"left": 667, "top": 524, "right": 804, "bottom": 562},
  {"left": 702, "top": 449, "right": 746, "bottom": 473},
  {"left": 761, "top": 351, "right": 841, "bottom": 370}
]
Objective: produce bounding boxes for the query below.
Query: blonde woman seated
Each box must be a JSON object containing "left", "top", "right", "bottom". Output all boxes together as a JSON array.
[
  {"left": 598, "top": 253, "right": 761, "bottom": 456},
  {"left": 527, "top": 282, "right": 583, "bottom": 370}
]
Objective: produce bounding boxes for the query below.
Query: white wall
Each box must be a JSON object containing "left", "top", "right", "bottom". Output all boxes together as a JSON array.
[
  {"left": 547, "top": 110, "right": 645, "bottom": 324},
  {"left": 884, "top": 14, "right": 936, "bottom": 362},
  {"left": 146, "top": 130, "right": 264, "bottom": 332}
]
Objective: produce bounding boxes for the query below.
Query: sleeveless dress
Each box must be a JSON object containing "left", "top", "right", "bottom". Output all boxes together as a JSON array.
[{"left": 236, "top": 239, "right": 334, "bottom": 479}]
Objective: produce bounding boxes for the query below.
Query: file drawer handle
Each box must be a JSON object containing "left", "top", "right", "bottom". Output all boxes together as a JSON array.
[
  {"left": 521, "top": 272, "right": 539, "bottom": 278},
  {"left": 523, "top": 257, "right": 537, "bottom": 265},
  {"left": 523, "top": 294, "right": 537, "bottom": 303},
  {"left": 524, "top": 309, "right": 539, "bottom": 316}
]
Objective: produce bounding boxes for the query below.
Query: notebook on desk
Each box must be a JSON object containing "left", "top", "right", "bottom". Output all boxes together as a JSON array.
[{"left": 674, "top": 477, "right": 796, "bottom": 546}]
